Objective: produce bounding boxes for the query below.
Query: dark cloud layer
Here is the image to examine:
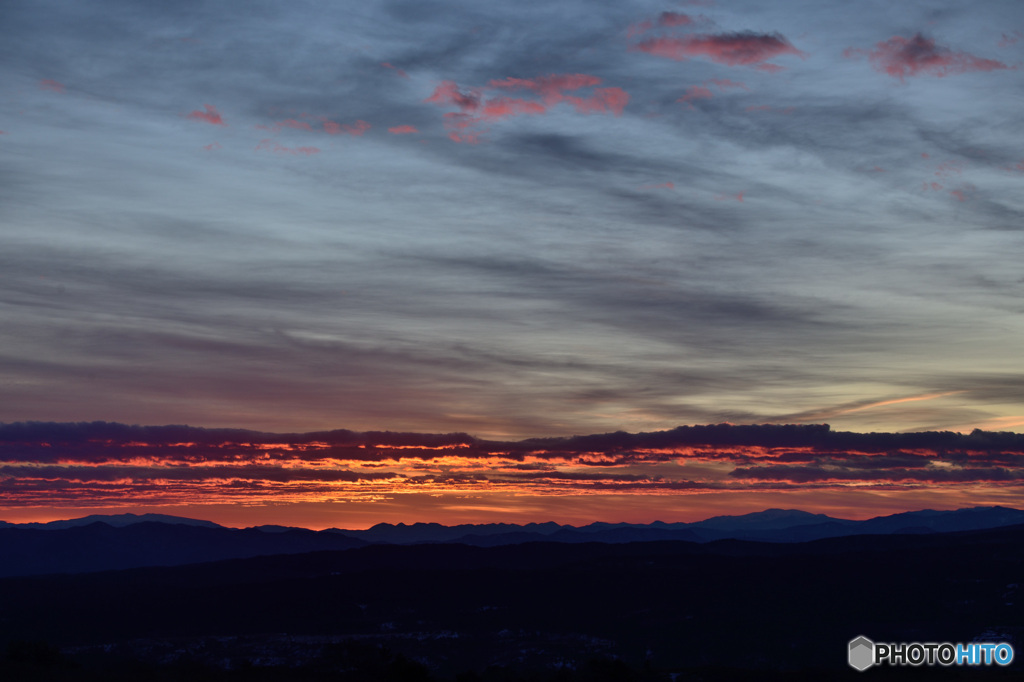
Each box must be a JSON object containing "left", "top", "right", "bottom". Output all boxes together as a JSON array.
[
  {"left": 2, "top": 421, "right": 1023, "bottom": 491},
  {"left": 6, "top": 420, "right": 1024, "bottom": 456}
]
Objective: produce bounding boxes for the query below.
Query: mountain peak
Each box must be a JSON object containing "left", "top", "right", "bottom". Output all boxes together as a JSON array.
[
  {"left": 692, "top": 508, "right": 835, "bottom": 531},
  {"left": 11, "top": 513, "right": 224, "bottom": 530}
]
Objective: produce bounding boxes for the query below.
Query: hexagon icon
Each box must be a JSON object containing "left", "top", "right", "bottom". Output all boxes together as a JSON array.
[{"left": 848, "top": 636, "right": 874, "bottom": 671}]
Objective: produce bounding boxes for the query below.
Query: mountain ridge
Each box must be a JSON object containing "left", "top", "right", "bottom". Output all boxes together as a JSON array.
[{"left": 1, "top": 505, "right": 1023, "bottom": 578}]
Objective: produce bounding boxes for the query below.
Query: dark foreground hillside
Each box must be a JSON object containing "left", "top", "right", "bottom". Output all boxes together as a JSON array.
[{"left": 1, "top": 526, "right": 1022, "bottom": 680}]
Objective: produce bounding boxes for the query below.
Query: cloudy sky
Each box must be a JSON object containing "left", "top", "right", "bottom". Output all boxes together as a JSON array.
[{"left": 1, "top": 1, "right": 1023, "bottom": 525}]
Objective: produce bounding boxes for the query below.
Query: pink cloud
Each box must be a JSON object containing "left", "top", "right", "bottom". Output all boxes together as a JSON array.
[
  {"left": 202, "top": 141, "right": 222, "bottom": 151},
  {"left": 448, "top": 131, "right": 481, "bottom": 144},
  {"left": 278, "top": 119, "right": 313, "bottom": 131},
  {"left": 921, "top": 152, "right": 930, "bottom": 159},
  {"left": 935, "top": 161, "right": 963, "bottom": 176},
  {"left": 1006, "top": 160, "right": 1024, "bottom": 173},
  {"left": 381, "top": 62, "right": 409, "bottom": 78},
  {"left": 923, "top": 181, "right": 943, "bottom": 191},
  {"left": 255, "top": 139, "right": 320, "bottom": 155},
  {"left": 561, "top": 87, "right": 629, "bottom": 115},
  {"left": 641, "top": 182, "right": 675, "bottom": 190},
  {"left": 427, "top": 73, "right": 628, "bottom": 143},
  {"left": 323, "top": 119, "right": 371, "bottom": 136},
  {"left": 678, "top": 85, "right": 714, "bottom": 107},
  {"left": 633, "top": 32, "right": 805, "bottom": 71},
  {"left": 950, "top": 189, "right": 966, "bottom": 201},
  {"left": 627, "top": 19, "right": 654, "bottom": 40},
  {"left": 39, "top": 79, "right": 65, "bottom": 93},
  {"left": 186, "top": 104, "right": 226, "bottom": 126},
  {"left": 997, "top": 31, "right": 1022, "bottom": 48},
  {"left": 480, "top": 97, "right": 547, "bottom": 120},
  {"left": 489, "top": 74, "right": 604, "bottom": 104},
  {"left": 628, "top": 9, "right": 711, "bottom": 38},
  {"left": 845, "top": 34, "right": 1010, "bottom": 81},
  {"left": 388, "top": 125, "right": 419, "bottom": 134},
  {"left": 869, "top": 166, "right": 885, "bottom": 172},
  {"left": 425, "top": 81, "right": 481, "bottom": 113}
]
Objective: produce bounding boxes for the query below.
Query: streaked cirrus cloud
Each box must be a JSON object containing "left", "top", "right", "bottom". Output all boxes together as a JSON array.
[{"left": 0, "top": 0, "right": 1022, "bottom": 530}]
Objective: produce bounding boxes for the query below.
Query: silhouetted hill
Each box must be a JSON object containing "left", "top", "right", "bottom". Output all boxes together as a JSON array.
[
  {"left": 334, "top": 505, "right": 1024, "bottom": 545},
  {"left": 16, "top": 512, "right": 224, "bottom": 530},
  {"left": 0, "top": 522, "right": 366, "bottom": 577},
  {"left": 1, "top": 524, "right": 1022, "bottom": 678},
  {"left": 689, "top": 507, "right": 835, "bottom": 530},
  {"left": 2, "top": 506, "right": 1023, "bottom": 577}
]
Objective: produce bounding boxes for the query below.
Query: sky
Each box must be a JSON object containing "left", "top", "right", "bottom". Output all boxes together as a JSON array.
[{"left": 2, "top": 1, "right": 1023, "bottom": 527}]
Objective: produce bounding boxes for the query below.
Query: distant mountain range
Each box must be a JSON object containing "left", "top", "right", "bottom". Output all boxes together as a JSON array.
[
  {"left": 1, "top": 506, "right": 1022, "bottom": 577},
  {"left": 323, "top": 505, "right": 1024, "bottom": 545},
  {"left": 0, "top": 512, "right": 222, "bottom": 530}
]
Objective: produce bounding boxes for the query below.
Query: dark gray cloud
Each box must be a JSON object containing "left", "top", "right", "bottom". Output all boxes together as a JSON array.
[
  {"left": 5, "top": 421, "right": 1024, "bottom": 462},
  {"left": 2, "top": 421, "right": 1023, "bottom": 510},
  {"left": 1, "top": 0, "right": 1023, "bottom": 442}
]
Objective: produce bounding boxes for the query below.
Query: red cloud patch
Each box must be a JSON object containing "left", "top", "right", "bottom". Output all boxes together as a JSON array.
[
  {"left": 678, "top": 85, "right": 714, "bottom": 107},
  {"left": 381, "top": 62, "right": 409, "bottom": 78},
  {"left": 845, "top": 34, "right": 1010, "bottom": 81},
  {"left": 489, "top": 74, "right": 603, "bottom": 103},
  {"left": 186, "top": 104, "right": 226, "bottom": 126},
  {"left": 427, "top": 73, "right": 628, "bottom": 143},
  {"left": 998, "top": 31, "right": 1022, "bottom": 48},
  {"left": 39, "top": 79, "right": 65, "bottom": 93},
  {"left": 447, "top": 130, "right": 481, "bottom": 144},
  {"left": 425, "top": 81, "right": 481, "bottom": 112},
  {"left": 628, "top": 10, "right": 711, "bottom": 38},
  {"left": 480, "top": 97, "right": 546, "bottom": 119},
  {"left": 202, "top": 142, "right": 222, "bottom": 151},
  {"left": 388, "top": 125, "right": 418, "bottom": 134},
  {"left": 489, "top": 75, "right": 627, "bottom": 115},
  {"left": 561, "top": 88, "right": 629, "bottom": 115},
  {"left": 627, "top": 19, "right": 654, "bottom": 39},
  {"left": 633, "top": 32, "right": 805, "bottom": 71}
]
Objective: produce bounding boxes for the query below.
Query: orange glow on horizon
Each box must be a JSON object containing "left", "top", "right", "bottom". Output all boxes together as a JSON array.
[{"left": 5, "top": 427, "right": 1022, "bottom": 528}]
